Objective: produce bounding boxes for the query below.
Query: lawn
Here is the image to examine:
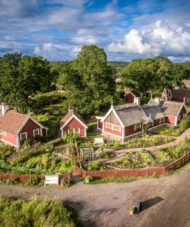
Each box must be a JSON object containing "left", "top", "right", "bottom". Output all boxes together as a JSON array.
[{"left": 0, "top": 197, "right": 77, "bottom": 227}]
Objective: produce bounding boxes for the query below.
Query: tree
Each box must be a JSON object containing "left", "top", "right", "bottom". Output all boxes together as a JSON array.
[
  {"left": 59, "top": 45, "right": 116, "bottom": 115},
  {"left": 0, "top": 53, "right": 54, "bottom": 112},
  {"left": 122, "top": 56, "right": 182, "bottom": 98}
]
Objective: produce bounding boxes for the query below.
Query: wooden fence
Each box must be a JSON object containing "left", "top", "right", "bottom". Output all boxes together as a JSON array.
[
  {"left": 0, "top": 173, "right": 71, "bottom": 183},
  {"left": 73, "top": 150, "right": 190, "bottom": 178}
]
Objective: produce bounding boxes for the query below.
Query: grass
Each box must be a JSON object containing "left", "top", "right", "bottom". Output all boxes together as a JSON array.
[
  {"left": 89, "top": 176, "right": 139, "bottom": 184},
  {"left": 0, "top": 197, "right": 77, "bottom": 227}
]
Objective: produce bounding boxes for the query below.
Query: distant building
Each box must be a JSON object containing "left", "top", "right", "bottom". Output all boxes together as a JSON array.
[
  {"left": 0, "top": 103, "right": 48, "bottom": 147},
  {"left": 60, "top": 108, "right": 88, "bottom": 137},
  {"left": 162, "top": 87, "right": 190, "bottom": 105},
  {"left": 124, "top": 90, "right": 140, "bottom": 104}
]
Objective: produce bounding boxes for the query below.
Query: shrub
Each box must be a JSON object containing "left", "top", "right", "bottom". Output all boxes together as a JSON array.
[
  {"left": 104, "top": 141, "right": 125, "bottom": 150},
  {"left": 84, "top": 175, "right": 93, "bottom": 184},
  {"left": 0, "top": 197, "right": 75, "bottom": 226},
  {"left": 87, "top": 160, "right": 104, "bottom": 171}
]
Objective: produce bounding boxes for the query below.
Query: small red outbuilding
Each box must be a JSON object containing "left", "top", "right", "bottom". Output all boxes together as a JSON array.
[
  {"left": 60, "top": 109, "right": 88, "bottom": 137},
  {"left": 0, "top": 103, "right": 48, "bottom": 147}
]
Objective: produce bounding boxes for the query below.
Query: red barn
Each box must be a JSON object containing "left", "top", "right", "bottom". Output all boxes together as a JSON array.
[
  {"left": 0, "top": 103, "right": 48, "bottom": 147},
  {"left": 60, "top": 109, "right": 88, "bottom": 137}
]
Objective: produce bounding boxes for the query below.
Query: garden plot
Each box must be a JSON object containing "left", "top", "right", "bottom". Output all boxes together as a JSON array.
[{"left": 85, "top": 137, "right": 190, "bottom": 170}]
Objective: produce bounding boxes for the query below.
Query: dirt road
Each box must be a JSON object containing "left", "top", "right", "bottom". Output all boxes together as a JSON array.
[{"left": 1, "top": 165, "right": 190, "bottom": 227}]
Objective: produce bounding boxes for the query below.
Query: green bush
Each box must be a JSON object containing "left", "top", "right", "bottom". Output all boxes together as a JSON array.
[
  {"left": 104, "top": 141, "right": 125, "bottom": 150},
  {"left": 87, "top": 160, "right": 104, "bottom": 171},
  {"left": 98, "top": 147, "right": 116, "bottom": 159},
  {"left": 0, "top": 197, "right": 75, "bottom": 226}
]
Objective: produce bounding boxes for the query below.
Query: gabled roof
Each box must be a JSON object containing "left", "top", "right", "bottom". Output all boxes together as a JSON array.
[
  {"left": 0, "top": 110, "right": 29, "bottom": 135},
  {"left": 171, "top": 88, "right": 190, "bottom": 99},
  {"left": 113, "top": 104, "right": 146, "bottom": 127},
  {"left": 142, "top": 105, "right": 165, "bottom": 120},
  {"left": 162, "top": 101, "right": 185, "bottom": 115},
  {"left": 0, "top": 110, "right": 48, "bottom": 135},
  {"left": 60, "top": 110, "right": 87, "bottom": 129}
]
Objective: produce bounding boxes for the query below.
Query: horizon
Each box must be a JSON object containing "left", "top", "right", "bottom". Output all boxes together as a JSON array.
[{"left": 0, "top": 0, "right": 190, "bottom": 62}]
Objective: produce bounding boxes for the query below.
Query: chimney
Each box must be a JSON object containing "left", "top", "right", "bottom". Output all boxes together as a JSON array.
[
  {"left": 134, "top": 97, "right": 140, "bottom": 106},
  {"left": 1, "top": 103, "right": 9, "bottom": 115}
]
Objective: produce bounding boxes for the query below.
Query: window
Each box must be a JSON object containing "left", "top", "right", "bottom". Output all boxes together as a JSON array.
[
  {"left": 33, "top": 128, "right": 40, "bottom": 137},
  {"left": 106, "top": 123, "right": 121, "bottom": 132},
  {"left": 20, "top": 132, "right": 27, "bottom": 141},
  {"left": 134, "top": 123, "right": 141, "bottom": 130},
  {"left": 68, "top": 128, "right": 80, "bottom": 134}
]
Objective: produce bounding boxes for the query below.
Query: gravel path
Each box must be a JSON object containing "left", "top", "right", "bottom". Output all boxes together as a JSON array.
[{"left": 1, "top": 164, "right": 190, "bottom": 227}]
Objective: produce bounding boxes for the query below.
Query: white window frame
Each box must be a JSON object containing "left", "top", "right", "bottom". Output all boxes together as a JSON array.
[
  {"left": 106, "top": 123, "right": 121, "bottom": 132},
  {"left": 134, "top": 123, "right": 141, "bottom": 130},
  {"left": 33, "top": 128, "right": 40, "bottom": 137},
  {"left": 20, "top": 132, "right": 27, "bottom": 141},
  {"left": 68, "top": 128, "right": 80, "bottom": 134}
]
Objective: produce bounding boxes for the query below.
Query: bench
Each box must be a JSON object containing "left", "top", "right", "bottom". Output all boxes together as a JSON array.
[{"left": 44, "top": 175, "right": 59, "bottom": 186}]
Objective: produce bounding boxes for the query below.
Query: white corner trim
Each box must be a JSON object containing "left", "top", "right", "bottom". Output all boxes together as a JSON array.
[
  {"left": 29, "top": 116, "right": 48, "bottom": 130},
  {"left": 101, "top": 105, "right": 125, "bottom": 128},
  {"left": 176, "top": 103, "right": 186, "bottom": 118},
  {"left": 60, "top": 114, "right": 88, "bottom": 130},
  {"left": 124, "top": 91, "right": 136, "bottom": 97}
]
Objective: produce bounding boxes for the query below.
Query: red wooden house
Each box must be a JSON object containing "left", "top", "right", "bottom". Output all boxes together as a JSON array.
[
  {"left": 60, "top": 109, "right": 88, "bottom": 137},
  {"left": 97, "top": 101, "right": 186, "bottom": 142},
  {"left": 124, "top": 90, "right": 140, "bottom": 104},
  {"left": 0, "top": 103, "right": 48, "bottom": 147}
]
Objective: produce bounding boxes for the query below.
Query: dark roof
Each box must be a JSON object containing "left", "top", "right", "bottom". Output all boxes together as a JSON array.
[
  {"left": 162, "top": 101, "right": 184, "bottom": 115},
  {"left": 142, "top": 105, "right": 165, "bottom": 120},
  {"left": 171, "top": 88, "right": 190, "bottom": 99},
  {"left": 114, "top": 104, "right": 147, "bottom": 126}
]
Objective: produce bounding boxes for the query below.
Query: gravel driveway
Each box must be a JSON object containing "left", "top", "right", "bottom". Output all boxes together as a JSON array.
[{"left": 1, "top": 165, "right": 190, "bottom": 227}]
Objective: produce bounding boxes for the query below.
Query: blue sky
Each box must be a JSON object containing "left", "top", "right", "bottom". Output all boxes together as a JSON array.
[{"left": 0, "top": 0, "right": 190, "bottom": 62}]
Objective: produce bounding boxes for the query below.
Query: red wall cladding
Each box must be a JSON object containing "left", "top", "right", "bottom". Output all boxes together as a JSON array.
[{"left": 63, "top": 117, "right": 86, "bottom": 137}]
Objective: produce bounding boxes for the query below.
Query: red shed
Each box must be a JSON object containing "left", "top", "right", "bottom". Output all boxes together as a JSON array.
[
  {"left": 60, "top": 109, "right": 88, "bottom": 137},
  {"left": 0, "top": 103, "right": 48, "bottom": 147}
]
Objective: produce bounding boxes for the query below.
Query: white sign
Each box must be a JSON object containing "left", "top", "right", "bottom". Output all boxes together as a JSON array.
[
  {"left": 44, "top": 175, "right": 59, "bottom": 186},
  {"left": 94, "top": 137, "right": 104, "bottom": 146}
]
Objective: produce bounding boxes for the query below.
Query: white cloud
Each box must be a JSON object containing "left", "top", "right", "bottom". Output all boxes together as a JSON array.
[
  {"left": 108, "top": 29, "right": 151, "bottom": 54},
  {"left": 72, "top": 29, "right": 97, "bottom": 44},
  {"left": 108, "top": 20, "right": 190, "bottom": 57},
  {"left": 34, "top": 43, "right": 81, "bottom": 60}
]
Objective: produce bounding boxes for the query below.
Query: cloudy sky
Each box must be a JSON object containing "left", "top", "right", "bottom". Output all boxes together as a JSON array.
[{"left": 0, "top": 0, "right": 190, "bottom": 62}]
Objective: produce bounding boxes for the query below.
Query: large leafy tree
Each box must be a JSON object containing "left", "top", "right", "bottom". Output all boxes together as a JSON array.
[
  {"left": 59, "top": 45, "right": 115, "bottom": 115},
  {"left": 0, "top": 53, "right": 54, "bottom": 112},
  {"left": 122, "top": 56, "right": 183, "bottom": 97}
]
